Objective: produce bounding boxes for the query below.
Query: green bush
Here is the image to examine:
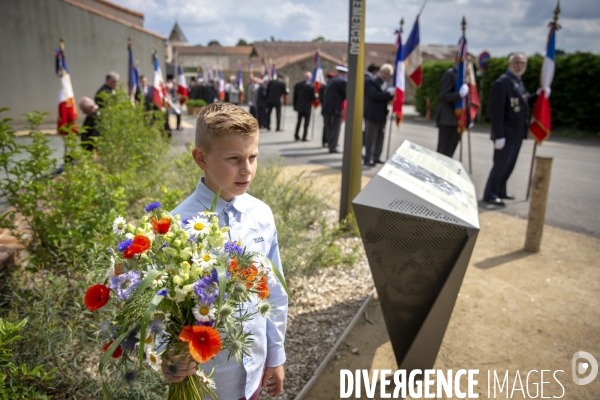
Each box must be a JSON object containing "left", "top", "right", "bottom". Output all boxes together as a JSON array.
[
  {"left": 0, "top": 317, "right": 54, "bottom": 399},
  {"left": 185, "top": 99, "right": 207, "bottom": 108},
  {"left": 415, "top": 52, "right": 600, "bottom": 134}
]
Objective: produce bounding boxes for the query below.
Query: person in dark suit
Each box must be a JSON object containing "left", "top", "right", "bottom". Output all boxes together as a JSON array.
[
  {"left": 78, "top": 97, "right": 99, "bottom": 151},
  {"left": 363, "top": 64, "right": 379, "bottom": 148},
  {"left": 95, "top": 71, "right": 119, "bottom": 108},
  {"left": 322, "top": 66, "right": 347, "bottom": 153},
  {"left": 257, "top": 78, "right": 269, "bottom": 129},
  {"left": 483, "top": 53, "right": 538, "bottom": 206},
  {"left": 266, "top": 76, "right": 288, "bottom": 131},
  {"left": 319, "top": 72, "right": 335, "bottom": 147},
  {"left": 293, "top": 71, "right": 316, "bottom": 141},
  {"left": 433, "top": 61, "right": 469, "bottom": 157},
  {"left": 364, "top": 63, "right": 395, "bottom": 166}
]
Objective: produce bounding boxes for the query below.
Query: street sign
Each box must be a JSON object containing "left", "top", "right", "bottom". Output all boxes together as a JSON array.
[{"left": 477, "top": 51, "right": 491, "bottom": 70}]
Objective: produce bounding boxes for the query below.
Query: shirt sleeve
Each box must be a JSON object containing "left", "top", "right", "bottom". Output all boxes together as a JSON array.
[{"left": 265, "top": 227, "right": 288, "bottom": 367}]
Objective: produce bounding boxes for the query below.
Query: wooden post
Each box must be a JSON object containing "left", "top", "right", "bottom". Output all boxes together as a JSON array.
[
  {"left": 467, "top": 128, "right": 472, "bottom": 173},
  {"left": 524, "top": 156, "right": 553, "bottom": 253},
  {"left": 526, "top": 142, "right": 538, "bottom": 200}
]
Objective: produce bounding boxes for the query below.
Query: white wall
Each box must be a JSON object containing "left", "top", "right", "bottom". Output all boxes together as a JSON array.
[{"left": 0, "top": 0, "right": 165, "bottom": 126}]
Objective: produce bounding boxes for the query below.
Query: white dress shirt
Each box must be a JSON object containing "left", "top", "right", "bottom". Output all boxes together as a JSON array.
[{"left": 172, "top": 178, "right": 288, "bottom": 399}]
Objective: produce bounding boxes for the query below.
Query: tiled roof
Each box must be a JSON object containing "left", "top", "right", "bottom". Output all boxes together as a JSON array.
[
  {"left": 169, "top": 22, "right": 188, "bottom": 43},
  {"left": 177, "top": 45, "right": 254, "bottom": 56}
]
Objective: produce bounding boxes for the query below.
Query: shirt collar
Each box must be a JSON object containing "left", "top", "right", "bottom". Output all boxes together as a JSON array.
[
  {"left": 193, "top": 178, "right": 248, "bottom": 215},
  {"left": 506, "top": 70, "right": 521, "bottom": 82}
]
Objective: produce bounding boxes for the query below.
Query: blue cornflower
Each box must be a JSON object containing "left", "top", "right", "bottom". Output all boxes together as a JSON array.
[
  {"left": 109, "top": 271, "right": 141, "bottom": 300},
  {"left": 195, "top": 320, "right": 215, "bottom": 327},
  {"left": 156, "top": 289, "right": 168, "bottom": 297},
  {"left": 193, "top": 274, "right": 219, "bottom": 305},
  {"left": 107, "top": 248, "right": 115, "bottom": 254},
  {"left": 117, "top": 239, "right": 133, "bottom": 252},
  {"left": 182, "top": 217, "right": 192, "bottom": 225},
  {"left": 224, "top": 241, "right": 243, "bottom": 256},
  {"left": 144, "top": 202, "right": 161, "bottom": 212}
]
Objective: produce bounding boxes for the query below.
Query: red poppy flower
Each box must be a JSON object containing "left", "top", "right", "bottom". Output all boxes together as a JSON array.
[
  {"left": 123, "top": 235, "right": 151, "bottom": 258},
  {"left": 102, "top": 340, "right": 123, "bottom": 358},
  {"left": 179, "top": 325, "right": 222, "bottom": 364},
  {"left": 84, "top": 284, "right": 110, "bottom": 311},
  {"left": 151, "top": 217, "right": 171, "bottom": 234}
]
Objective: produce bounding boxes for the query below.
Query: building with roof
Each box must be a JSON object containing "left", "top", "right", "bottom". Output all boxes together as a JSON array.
[{"left": 1, "top": 0, "right": 165, "bottom": 125}]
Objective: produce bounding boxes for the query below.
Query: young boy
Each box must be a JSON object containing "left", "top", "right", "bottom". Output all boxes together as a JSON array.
[{"left": 165, "top": 102, "right": 288, "bottom": 399}]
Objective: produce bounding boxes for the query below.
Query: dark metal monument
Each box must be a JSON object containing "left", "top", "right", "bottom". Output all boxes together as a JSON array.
[{"left": 353, "top": 140, "right": 480, "bottom": 372}]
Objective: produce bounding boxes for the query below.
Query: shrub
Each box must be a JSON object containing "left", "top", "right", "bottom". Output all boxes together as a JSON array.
[
  {"left": 415, "top": 52, "right": 600, "bottom": 134},
  {"left": 185, "top": 99, "right": 207, "bottom": 108}
]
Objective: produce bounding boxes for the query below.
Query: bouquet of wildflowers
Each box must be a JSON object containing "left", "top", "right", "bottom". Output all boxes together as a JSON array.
[{"left": 84, "top": 195, "right": 288, "bottom": 399}]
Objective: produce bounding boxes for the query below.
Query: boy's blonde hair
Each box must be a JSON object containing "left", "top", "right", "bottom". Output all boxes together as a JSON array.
[{"left": 195, "top": 103, "right": 259, "bottom": 152}]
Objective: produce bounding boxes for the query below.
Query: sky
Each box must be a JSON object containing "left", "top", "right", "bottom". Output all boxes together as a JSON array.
[{"left": 115, "top": 0, "right": 600, "bottom": 57}]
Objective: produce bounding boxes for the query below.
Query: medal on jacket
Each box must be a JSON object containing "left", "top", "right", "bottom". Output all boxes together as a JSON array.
[{"left": 511, "top": 97, "right": 521, "bottom": 113}]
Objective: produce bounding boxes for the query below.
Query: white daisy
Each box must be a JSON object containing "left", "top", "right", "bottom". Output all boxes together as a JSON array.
[
  {"left": 112, "top": 216, "right": 127, "bottom": 235},
  {"left": 146, "top": 349, "right": 162, "bottom": 371},
  {"left": 196, "top": 370, "right": 217, "bottom": 390},
  {"left": 192, "top": 303, "right": 216, "bottom": 322},
  {"left": 185, "top": 215, "right": 210, "bottom": 238},
  {"left": 136, "top": 331, "right": 156, "bottom": 349},
  {"left": 192, "top": 251, "right": 217, "bottom": 271},
  {"left": 144, "top": 265, "right": 167, "bottom": 287}
]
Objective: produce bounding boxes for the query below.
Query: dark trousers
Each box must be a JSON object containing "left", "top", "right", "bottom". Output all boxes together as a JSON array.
[
  {"left": 437, "top": 125, "right": 460, "bottom": 157},
  {"left": 324, "top": 113, "right": 342, "bottom": 152},
  {"left": 484, "top": 139, "right": 523, "bottom": 200},
  {"left": 257, "top": 106, "right": 267, "bottom": 128},
  {"left": 294, "top": 111, "right": 311, "bottom": 140},
  {"left": 267, "top": 103, "right": 282, "bottom": 130},
  {"left": 249, "top": 105, "right": 256, "bottom": 119},
  {"left": 321, "top": 115, "right": 328, "bottom": 147},
  {"left": 364, "top": 120, "right": 386, "bottom": 163}
]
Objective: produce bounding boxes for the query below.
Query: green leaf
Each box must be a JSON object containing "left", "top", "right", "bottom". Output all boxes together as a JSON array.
[
  {"left": 210, "top": 188, "right": 221, "bottom": 212},
  {"left": 99, "top": 324, "right": 135, "bottom": 373},
  {"left": 214, "top": 264, "right": 228, "bottom": 310},
  {"left": 138, "top": 293, "right": 164, "bottom": 369}
]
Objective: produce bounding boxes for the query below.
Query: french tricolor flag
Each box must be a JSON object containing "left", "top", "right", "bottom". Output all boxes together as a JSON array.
[
  {"left": 454, "top": 36, "right": 468, "bottom": 133},
  {"left": 177, "top": 64, "right": 188, "bottom": 105},
  {"left": 404, "top": 18, "right": 422, "bottom": 87},
  {"left": 530, "top": 22, "right": 557, "bottom": 143},
  {"left": 56, "top": 45, "right": 77, "bottom": 135},
  {"left": 311, "top": 52, "right": 326, "bottom": 108},
  {"left": 392, "top": 27, "right": 405, "bottom": 124},
  {"left": 151, "top": 54, "right": 167, "bottom": 109},
  {"left": 238, "top": 63, "right": 244, "bottom": 103},
  {"left": 218, "top": 70, "right": 225, "bottom": 101}
]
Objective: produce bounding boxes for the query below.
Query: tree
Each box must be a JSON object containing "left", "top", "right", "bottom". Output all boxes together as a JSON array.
[
  {"left": 312, "top": 36, "right": 326, "bottom": 42},
  {"left": 236, "top": 39, "right": 249, "bottom": 46},
  {"left": 207, "top": 40, "right": 221, "bottom": 46}
]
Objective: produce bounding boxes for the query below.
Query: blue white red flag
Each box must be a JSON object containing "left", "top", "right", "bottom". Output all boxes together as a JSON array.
[
  {"left": 272, "top": 64, "right": 277, "bottom": 80},
  {"left": 207, "top": 68, "right": 213, "bottom": 82},
  {"left": 56, "top": 44, "right": 77, "bottom": 134},
  {"left": 311, "top": 52, "right": 326, "bottom": 107},
  {"left": 404, "top": 18, "right": 422, "bottom": 87},
  {"left": 238, "top": 63, "right": 244, "bottom": 102},
  {"left": 392, "top": 27, "right": 405, "bottom": 124},
  {"left": 128, "top": 38, "right": 139, "bottom": 103},
  {"left": 530, "top": 21, "right": 558, "bottom": 143},
  {"left": 454, "top": 36, "right": 468, "bottom": 133},
  {"left": 151, "top": 53, "right": 167, "bottom": 109},
  {"left": 218, "top": 70, "right": 225, "bottom": 101},
  {"left": 177, "top": 64, "right": 188, "bottom": 105}
]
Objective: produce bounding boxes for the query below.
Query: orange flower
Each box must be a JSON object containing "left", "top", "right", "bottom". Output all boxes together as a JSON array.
[
  {"left": 257, "top": 277, "right": 269, "bottom": 299},
  {"left": 151, "top": 217, "right": 171, "bottom": 234},
  {"left": 228, "top": 258, "right": 240, "bottom": 275},
  {"left": 123, "top": 235, "right": 151, "bottom": 258},
  {"left": 179, "top": 325, "right": 222, "bottom": 363}
]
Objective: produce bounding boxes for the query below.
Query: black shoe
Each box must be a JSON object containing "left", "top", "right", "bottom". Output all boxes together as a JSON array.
[
  {"left": 294, "top": 137, "right": 300, "bottom": 141},
  {"left": 322, "top": 143, "right": 328, "bottom": 148},
  {"left": 329, "top": 149, "right": 341, "bottom": 154},
  {"left": 483, "top": 198, "right": 505, "bottom": 206},
  {"left": 301, "top": 138, "right": 309, "bottom": 142},
  {"left": 276, "top": 129, "right": 283, "bottom": 132},
  {"left": 374, "top": 159, "right": 384, "bottom": 164},
  {"left": 364, "top": 160, "right": 375, "bottom": 166},
  {"left": 500, "top": 194, "right": 516, "bottom": 200}
]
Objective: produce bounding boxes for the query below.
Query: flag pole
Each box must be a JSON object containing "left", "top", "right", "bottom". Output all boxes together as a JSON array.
[
  {"left": 417, "top": 0, "right": 428, "bottom": 17},
  {"left": 527, "top": 2, "right": 560, "bottom": 200},
  {"left": 459, "top": 16, "right": 466, "bottom": 164},
  {"left": 386, "top": 17, "right": 403, "bottom": 161},
  {"left": 463, "top": 16, "right": 473, "bottom": 173}
]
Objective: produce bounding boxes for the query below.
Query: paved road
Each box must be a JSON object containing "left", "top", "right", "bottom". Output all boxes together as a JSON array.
[{"left": 8, "top": 106, "right": 600, "bottom": 238}]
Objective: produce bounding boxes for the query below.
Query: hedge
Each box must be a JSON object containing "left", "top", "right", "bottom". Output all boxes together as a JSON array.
[{"left": 415, "top": 52, "right": 600, "bottom": 133}]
